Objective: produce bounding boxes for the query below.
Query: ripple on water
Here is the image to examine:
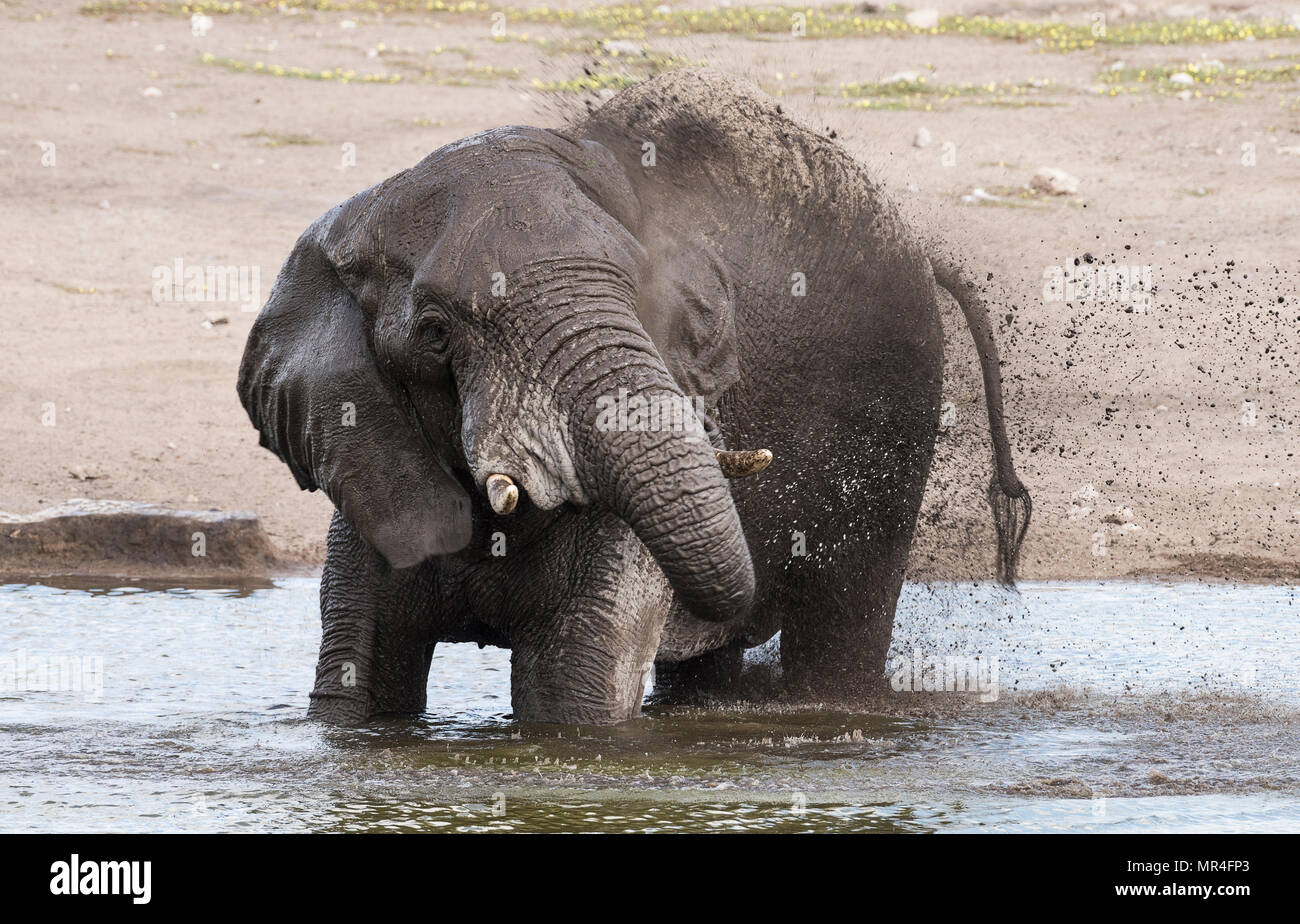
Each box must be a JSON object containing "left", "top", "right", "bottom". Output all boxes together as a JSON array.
[{"left": 1, "top": 578, "right": 1298, "bottom": 832}]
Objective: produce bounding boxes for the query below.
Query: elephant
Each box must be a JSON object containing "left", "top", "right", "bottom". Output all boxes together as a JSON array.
[{"left": 237, "top": 69, "right": 1030, "bottom": 726}]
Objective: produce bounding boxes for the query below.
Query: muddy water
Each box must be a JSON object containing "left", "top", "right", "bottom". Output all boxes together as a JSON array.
[{"left": 1, "top": 579, "right": 1297, "bottom": 832}]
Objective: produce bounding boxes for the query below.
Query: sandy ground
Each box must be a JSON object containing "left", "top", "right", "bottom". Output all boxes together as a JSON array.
[{"left": 1, "top": 0, "right": 1298, "bottom": 581}]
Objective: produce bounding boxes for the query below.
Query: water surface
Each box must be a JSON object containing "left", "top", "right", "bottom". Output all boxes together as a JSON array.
[{"left": 1, "top": 579, "right": 1296, "bottom": 832}]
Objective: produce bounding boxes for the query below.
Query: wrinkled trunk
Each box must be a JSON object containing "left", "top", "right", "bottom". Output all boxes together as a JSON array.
[{"left": 557, "top": 315, "right": 755, "bottom": 624}]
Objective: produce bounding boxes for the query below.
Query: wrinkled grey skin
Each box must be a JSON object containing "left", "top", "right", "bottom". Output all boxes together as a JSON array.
[{"left": 238, "top": 71, "right": 1030, "bottom": 726}]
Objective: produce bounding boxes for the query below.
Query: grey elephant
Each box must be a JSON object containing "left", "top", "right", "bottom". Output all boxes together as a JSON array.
[{"left": 237, "top": 70, "right": 1030, "bottom": 725}]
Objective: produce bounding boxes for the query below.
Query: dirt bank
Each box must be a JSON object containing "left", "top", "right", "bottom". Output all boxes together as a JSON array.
[{"left": 1, "top": 1, "right": 1297, "bottom": 581}]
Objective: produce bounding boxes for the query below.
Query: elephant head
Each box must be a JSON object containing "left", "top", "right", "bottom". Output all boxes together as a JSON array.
[{"left": 238, "top": 126, "right": 756, "bottom": 622}]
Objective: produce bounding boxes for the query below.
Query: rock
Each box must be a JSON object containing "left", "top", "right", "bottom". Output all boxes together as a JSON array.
[
  {"left": 140, "top": 86, "right": 162, "bottom": 97},
  {"left": 883, "top": 70, "right": 920, "bottom": 85},
  {"left": 0, "top": 499, "right": 281, "bottom": 580},
  {"left": 913, "top": 126, "right": 932, "bottom": 148},
  {"left": 1030, "top": 166, "right": 1080, "bottom": 196},
  {"left": 905, "top": 9, "right": 939, "bottom": 29},
  {"left": 201, "top": 311, "right": 229, "bottom": 328},
  {"left": 602, "top": 40, "right": 642, "bottom": 56},
  {"left": 67, "top": 466, "right": 104, "bottom": 482},
  {"left": 1168, "top": 72, "right": 1195, "bottom": 86},
  {"left": 961, "top": 187, "right": 1000, "bottom": 203}
]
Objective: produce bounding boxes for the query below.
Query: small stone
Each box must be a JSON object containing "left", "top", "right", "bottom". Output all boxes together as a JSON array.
[
  {"left": 141, "top": 86, "right": 162, "bottom": 97},
  {"left": 913, "top": 126, "right": 932, "bottom": 148},
  {"left": 1030, "top": 166, "right": 1080, "bottom": 196},
  {"left": 904, "top": 9, "right": 939, "bottom": 29},
  {"left": 1168, "top": 72, "right": 1195, "bottom": 86},
  {"left": 340, "top": 19, "right": 356, "bottom": 29},
  {"left": 203, "top": 312, "right": 229, "bottom": 327},
  {"left": 602, "top": 40, "right": 642, "bottom": 56},
  {"left": 883, "top": 70, "right": 919, "bottom": 85}
]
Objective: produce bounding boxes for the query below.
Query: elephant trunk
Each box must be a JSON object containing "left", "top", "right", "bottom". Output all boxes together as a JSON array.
[{"left": 562, "top": 327, "right": 755, "bottom": 624}]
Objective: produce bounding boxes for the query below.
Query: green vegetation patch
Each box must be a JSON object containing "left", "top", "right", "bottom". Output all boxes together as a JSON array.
[
  {"left": 199, "top": 52, "right": 516, "bottom": 84},
  {"left": 530, "top": 47, "right": 699, "bottom": 93},
  {"left": 1099, "top": 57, "right": 1300, "bottom": 96},
  {"left": 80, "top": 2, "right": 1300, "bottom": 55},
  {"left": 839, "top": 75, "right": 1060, "bottom": 109}
]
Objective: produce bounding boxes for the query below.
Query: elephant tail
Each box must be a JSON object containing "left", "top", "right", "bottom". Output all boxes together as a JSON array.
[{"left": 930, "top": 257, "right": 1032, "bottom": 586}]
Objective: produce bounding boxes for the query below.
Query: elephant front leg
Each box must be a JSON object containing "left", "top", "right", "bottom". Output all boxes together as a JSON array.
[
  {"left": 309, "top": 510, "right": 438, "bottom": 725},
  {"left": 508, "top": 517, "right": 672, "bottom": 724}
]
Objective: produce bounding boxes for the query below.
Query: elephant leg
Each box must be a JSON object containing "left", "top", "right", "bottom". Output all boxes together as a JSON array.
[
  {"left": 778, "top": 536, "right": 911, "bottom": 698},
  {"left": 779, "top": 409, "right": 938, "bottom": 698},
  {"left": 508, "top": 516, "right": 671, "bottom": 724},
  {"left": 651, "top": 643, "right": 745, "bottom": 704},
  {"left": 309, "top": 510, "right": 438, "bottom": 725}
]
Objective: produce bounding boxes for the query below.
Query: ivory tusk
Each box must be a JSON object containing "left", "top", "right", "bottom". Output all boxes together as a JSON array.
[
  {"left": 716, "top": 448, "right": 772, "bottom": 479},
  {"left": 486, "top": 473, "right": 519, "bottom": 515}
]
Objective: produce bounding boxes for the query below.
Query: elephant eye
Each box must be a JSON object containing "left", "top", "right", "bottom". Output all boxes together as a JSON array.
[
  {"left": 422, "top": 320, "right": 450, "bottom": 355},
  {"left": 421, "top": 310, "right": 457, "bottom": 353}
]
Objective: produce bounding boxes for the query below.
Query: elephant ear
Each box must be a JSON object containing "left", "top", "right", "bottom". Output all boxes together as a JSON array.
[
  {"left": 634, "top": 223, "right": 740, "bottom": 403},
  {"left": 543, "top": 129, "right": 740, "bottom": 402},
  {"left": 238, "top": 213, "right": 472, "bottom": 569}
]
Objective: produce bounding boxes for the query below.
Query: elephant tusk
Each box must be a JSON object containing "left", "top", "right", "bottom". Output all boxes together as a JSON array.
[
  {"left": 716, "top": 448, "right": 772, "bottom": 479},
  {"left": 486, "top": 473, "right": 519, "bottom": 515}
]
